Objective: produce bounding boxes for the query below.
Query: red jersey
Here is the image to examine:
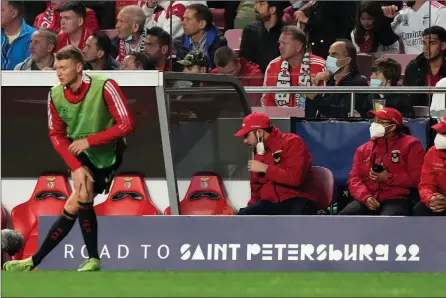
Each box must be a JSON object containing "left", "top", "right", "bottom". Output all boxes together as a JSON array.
[
  {"left": 55, "top": 27, "right": 92, "bottom": 52},
  {"left": 48, "top": 76, "right": 135, "bottom": 171},
  {"left": 34, "top": 3, "right": 99, "bottom": 34},
  {"left": 262, "top": 54, "right": 326, "bottom": 107},
  {"left": 211, "top": 58, "right": 263, "bottom": 87}
]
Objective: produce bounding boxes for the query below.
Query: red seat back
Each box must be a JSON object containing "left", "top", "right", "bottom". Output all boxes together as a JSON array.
[
  {"left": 164, "top": 172, "right": 234, "bottom": 215},
  {"left": 95, "top": 175, "right": 159, "bottom": 216},
  {"left": 210, "top": 8, "right": 225, "bottom": 29},
  {"left": 11, "top": 175, "right": 70, "bottom": 260},
  {"left": 225, "top": 29, "right": 242, "bottom": 52},
  {"left": 302, "top": 166, "right": 334, "bottom": 210}
]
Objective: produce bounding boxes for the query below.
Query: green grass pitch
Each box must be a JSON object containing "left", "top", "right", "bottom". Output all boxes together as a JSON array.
[{"left": 2, "top": 271, "right": 446, "bottom": 297}]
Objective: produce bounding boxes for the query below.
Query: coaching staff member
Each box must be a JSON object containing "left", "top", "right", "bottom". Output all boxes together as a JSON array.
[
  {"left": 3, "top": 45, "right": 135, "bottom": 272},
  {"left": 235, "top": 113, "right": 317, "bottom": 215}
]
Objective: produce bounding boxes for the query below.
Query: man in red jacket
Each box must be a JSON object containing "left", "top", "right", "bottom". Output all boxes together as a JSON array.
[
  {"left": 55, "top": 2, "right": 92, "bottom": 51},
  {"left": 340, "top": 107, "right": 425, "bottom": 216},
  {"left": 34, "top": 0, "right": 99, "bottom": 34},
  {"left": 415, "top": 115, "right": 446, "bottom": 216},
  {"left": 235, "top": 113, "right": 317, "bottom": 215}
]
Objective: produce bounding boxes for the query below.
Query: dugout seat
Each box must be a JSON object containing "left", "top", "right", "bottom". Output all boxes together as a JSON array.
[
  {"left": 164, "top": 172, "right": 234, "bottom": 215},
  {"left": 11, "top": 175, "right": 70, "bottom": 260},
  {"left": 94, "top": 175, "right": 159, "bottom": 216},
  {"left": 302, "top": 166, "right": 334, "bottom": 210}
]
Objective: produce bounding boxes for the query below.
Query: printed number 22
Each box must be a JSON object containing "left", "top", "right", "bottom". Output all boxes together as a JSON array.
[{"left": 395, "top": 244, "right": 420, "bottom": 261}]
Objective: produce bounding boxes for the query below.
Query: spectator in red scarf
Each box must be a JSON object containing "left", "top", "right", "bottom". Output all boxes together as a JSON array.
[
  {"left": 34, "top": 1, "right": 98, "bottom": 34},
  {"left": 54, "top": 2, "right": 92, "bottom": 51},
  {"left": 351, "top": 1, "right": 399, "bottom": 57}
]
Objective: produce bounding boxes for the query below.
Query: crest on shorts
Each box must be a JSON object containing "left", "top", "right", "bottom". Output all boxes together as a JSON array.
[
  {"left": 46, "top": 176, "right": 56, "bottom": 188},
  {"left": 391, "top": 150, "right": 400, "bottom": 163},
  {"left": 122, "top": 177, "right": 133, "bottom": 189},
  {"left": 199, "top": 177, "right": 210, "bottom": 188}
]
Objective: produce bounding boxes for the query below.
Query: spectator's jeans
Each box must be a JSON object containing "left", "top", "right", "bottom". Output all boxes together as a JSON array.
[
  {"left": 338, "top": 199, "right": 413, "bottom": 216},
  {"left": 237, "top": 197, "right": 317, "bottom": 216}
]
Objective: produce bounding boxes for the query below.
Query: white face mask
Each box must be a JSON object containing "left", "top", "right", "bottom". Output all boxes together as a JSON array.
[
  {"left": 370, "top": 122, "right": 386, "bottom": 139},
  {"left": 434, "top": 133, "right": 446, "bottom": 150},
  {"left": 256, "top": 131, "right": 265, "bottom": 155}
]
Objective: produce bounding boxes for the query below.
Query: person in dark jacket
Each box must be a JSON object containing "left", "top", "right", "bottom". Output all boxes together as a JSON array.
[
  {"left": 173, "top": 3, "right": 227, "bottom": 70},
  {"left": 239, "top": 1, "right": 287, "bottom": 73},
  {"left": 312, "top": 40, "right": 369, "bottom": 118},
  {"left": 403, "top": 26, "right": 446, "bottom": 107},
  {"left": 340, "top": 107, "right": 425, "bottom": 216},
  {"left": 235, "top": 113, "right": 317, "bottom": 215},
  {"left": 366, "top": 57, "right": 413, "bottom": 117},
  {"left": 83, "top": 31, "right": 121, "bottom": 70}
]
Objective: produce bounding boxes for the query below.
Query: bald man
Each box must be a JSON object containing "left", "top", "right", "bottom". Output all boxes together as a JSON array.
[
  {"left": 311, "top": 39, "right": 369, "bottom": 118},
  {"left": 112, "top": 5, "right": 147, "bottom": 63}
]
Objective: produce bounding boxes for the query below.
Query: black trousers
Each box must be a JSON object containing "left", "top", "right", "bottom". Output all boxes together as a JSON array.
[
  {"left": 413, "top": 202, "right": 446, "bottom": 216},
  {"left": 237, "top": 198, "right": 317, "bottom": 215},
  {"left": 338, "top": 199, "right": 413, "bottom": 216}
]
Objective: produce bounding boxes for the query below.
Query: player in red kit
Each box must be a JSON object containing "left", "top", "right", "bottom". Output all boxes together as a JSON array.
[{"left": 3, "top": 45, "right": 135, "bottom": 272}]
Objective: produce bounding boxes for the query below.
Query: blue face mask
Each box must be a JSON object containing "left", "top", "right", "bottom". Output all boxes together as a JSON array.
[
  {"left": 326, "top": 56, "right": 341, "bottom": 74},
  {"left": 370, "top": 79, "right": 383, "bottom": 87},
  {"left": 292, "top": 0, "right": 305, "bottom": 9}
]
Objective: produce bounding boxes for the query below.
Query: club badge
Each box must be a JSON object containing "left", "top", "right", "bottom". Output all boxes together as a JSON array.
[
  {"left": 200, "top": 177, "right": 210, "bottom": 188},
  {"left": 273, "top": 150, "right": 282, "bottom": 165},
  {"left": 391, "top": 150, "right": 400, "bottom": 163},
  {"left": 46, "top": 176, "right": 56, "bottom": 188}
]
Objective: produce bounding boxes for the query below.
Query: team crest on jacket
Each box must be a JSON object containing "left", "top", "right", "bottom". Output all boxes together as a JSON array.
[
  {"left": 391, "top": 150, "right": 400, "bottom": 163},
  {"left": 273, "top": 150, "right": 282, "bottom": 164}
]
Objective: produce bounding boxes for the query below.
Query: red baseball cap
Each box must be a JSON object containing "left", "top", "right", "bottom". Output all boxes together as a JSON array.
[
  {"left": 234, "top": 113, "right": 271, "bottom": 137},
  {"left": 367, "top": 107, "right": 403, "bottom": 127},
  {"left": 432, "top": 115, "right": 446, "bottom": 134}
]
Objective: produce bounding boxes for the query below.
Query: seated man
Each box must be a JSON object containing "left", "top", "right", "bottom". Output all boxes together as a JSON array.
[
  {"left": 366, "top": 57, "right": 413, "bottom": 117},
  {"left": 235, "top": 113, "right": 317, "bottom": 215},
  {"left": 120, "top": 52, "right": 155, "bottom": 70},
  {"left": 340, "top": 108, "right": 425, "bottom": 216},
  {"left": 414, "top": 115, "right": 446, "bottom": 216},
  {"left": 177, "top": 50, "right": 208, "bottom": 74}
]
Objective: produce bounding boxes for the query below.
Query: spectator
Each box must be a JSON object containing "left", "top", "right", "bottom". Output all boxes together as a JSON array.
[
  {"left": 340, "top": 107, "right": 425, "bottom": 216},
  {"left": 234, "top": 0, "right": 256, "bottom": 29},
  {"left": 383, "top": 0, "right": 446, "bottom": 54},
  {"left": 404, "top": 26, "right": 446, "bottom": 107},
  {"left": 313, "top": 40, "right": 369, "bottom": 118},
  {"left": 365, "top": 57, "right": 413, "bottom": 117},
  {"left": 55, "top": 2, "right": 92, "bottom": 51},
  {"left": 34, "top": 1, "right": 99, "bottom": 34},
  {"left": 282, "top": 0, "right": 356, "bottom": 59},
  {"left": 143, "top": 0, "right": 204, "bottom": 39},
  {"left": 211, "top": 46, "right": 263, "bottom": 86},
  {"left": 121, "top": 51, "right": 155, "bottom": 70},
  {"left": 1, "top": 1, "right": 35, "bottom": 70},
  {"left": 239, "top": 1, "right": 286, "bottom": 73},
  {"left": 173, "top": 3, "right": 227, "bottom": 69},
  {"left": 177, "top": 50, "right": 208, "bottom": 73},
  {"left": 430, "top": 77, "right": 446, "bottom": 118},
  {"left": 15, "top": 27, "right": 57, "bottom": 70},
  {"left": 262, "top": 26, "right": 325, "bottom": 112},
  {"left": 415, "top": 115, "right": 446, "bottom": 216},
  {"left": 351, "top": 1, "right": 400, "bottom": 57},
  {"left": 113, "top": 5, "right": 147, "bottom": 64},
  {"left": 144, "top": 26, "right": 172, "bottom": 71},
  {"left": 83, "top": 31, "right": 121, "bottom": 70}
]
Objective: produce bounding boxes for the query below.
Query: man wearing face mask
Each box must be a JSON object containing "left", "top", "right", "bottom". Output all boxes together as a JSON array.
[
  {"left": 339, "top": 107, "right": 425, "bottom": 216},
  {"left": 414, "top": 115, "right": 446, "bottom": 216},
  {"left": 312, "top": 40, "right": 369, "bottom": 118},
  {"left": 235, "top": 113, "right": 317, "bottom": 215}
]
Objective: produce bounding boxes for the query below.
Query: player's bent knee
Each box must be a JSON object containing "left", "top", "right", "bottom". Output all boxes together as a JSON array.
[{"left": 65, "top": 198, "right": 80, "bottom": 214}]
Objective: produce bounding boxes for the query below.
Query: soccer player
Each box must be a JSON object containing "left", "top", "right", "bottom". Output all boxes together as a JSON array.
[{"left": 3, "top": 45, "right": 135, "bottom": 272}]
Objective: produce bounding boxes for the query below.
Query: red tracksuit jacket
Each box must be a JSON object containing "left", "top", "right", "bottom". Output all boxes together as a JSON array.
[
  {"left": 249, "top": 127, "right": 315, "bottom": 205},
  {"left": 348, "top": 134, "right": 425, "bottom": 203},
  {"left": 419, "top": 146, "right": 446, "bottom": 205}
]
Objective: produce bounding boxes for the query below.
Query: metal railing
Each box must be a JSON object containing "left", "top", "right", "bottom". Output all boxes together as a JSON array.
[{"left": 166, "top": 86, "right": 446, "bottom": 117}]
